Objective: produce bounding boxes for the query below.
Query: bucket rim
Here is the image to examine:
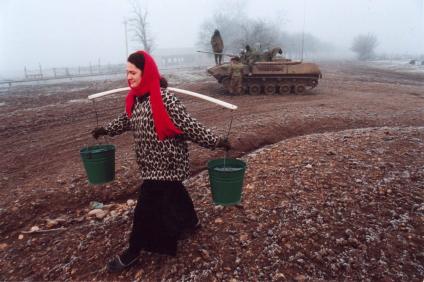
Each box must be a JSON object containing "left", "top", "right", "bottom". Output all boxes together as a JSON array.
[
  {"left": 80, "top": 144, "right": 115, "bottom": 154},
  {"left": 207, "top": 158, "right": 246, "bottom": 170}
]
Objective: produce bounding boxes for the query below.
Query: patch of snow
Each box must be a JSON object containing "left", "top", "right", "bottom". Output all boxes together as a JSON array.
[
  {"left": 162, "top": 66, "right": 211, "bottom": 84},
  {"left": 369, "top": 60, "right": 424, "bottom": 74},
  {"left": 0, "top": 102, "right": 5, "bottom": 106}
]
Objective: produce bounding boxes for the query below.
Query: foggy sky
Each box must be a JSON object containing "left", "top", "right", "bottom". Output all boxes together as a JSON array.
[{"left": 1, "top": 0, "right": 423, "bottom": 76}]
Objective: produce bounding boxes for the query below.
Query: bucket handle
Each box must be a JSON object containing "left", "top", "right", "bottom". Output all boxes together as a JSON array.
[
  {"left": 92, "top": 99, "right": 110, "bottom": 145},
  {"left": 81, "top": 100, "right": 110, "bottom": 160},
  {"left": 223, "top": 111, "right": 234, "bottom": 168}
]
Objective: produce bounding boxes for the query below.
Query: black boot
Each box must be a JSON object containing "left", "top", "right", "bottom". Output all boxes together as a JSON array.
[{"left": 107, "top": 248, "right": 140, "bottom": 273}]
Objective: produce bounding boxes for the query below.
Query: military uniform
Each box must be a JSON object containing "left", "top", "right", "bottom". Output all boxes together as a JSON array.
[
  {"left": 247, "top": 50, "right": 260, "bottom": 75},
  {"left": 241, "top": 45, "right": 252, "bottom": 64},
  {"left": 211, "top": 30, "right": 224, "bottom": 65},
  {"left": 229, "top": 61, "right": 244, "bottom": 95}
]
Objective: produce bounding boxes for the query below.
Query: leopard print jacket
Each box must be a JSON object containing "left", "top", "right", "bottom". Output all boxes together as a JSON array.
[{"left": 104, "top": 89, "right": 219, "bottom": 181}]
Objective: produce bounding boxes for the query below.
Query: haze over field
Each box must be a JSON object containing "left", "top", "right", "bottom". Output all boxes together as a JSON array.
[{"left": 0, "top": 0, "right": 423, "bottom": 75}]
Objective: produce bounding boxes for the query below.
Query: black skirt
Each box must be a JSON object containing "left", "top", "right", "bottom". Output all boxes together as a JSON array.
[{"left": 128, "top": 180, "right": 198, "bottom": 256}]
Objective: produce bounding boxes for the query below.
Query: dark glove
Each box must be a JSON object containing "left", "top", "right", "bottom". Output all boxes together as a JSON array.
[
  {"left": 91, "top": 127, "right": 107, "bottom": 139},
  {"left": 216, "top": 137, "right": 232, "bottom": 151}
]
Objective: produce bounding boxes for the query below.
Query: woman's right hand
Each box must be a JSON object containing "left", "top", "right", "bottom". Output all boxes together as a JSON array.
[{"left": 91, "top": 127, "right": 107, "bottom": 139}]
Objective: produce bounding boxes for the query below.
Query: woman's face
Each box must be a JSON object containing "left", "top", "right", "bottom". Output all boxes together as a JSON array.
[{"left": 127, "top": 62, "right": 143, "bottom": 88}]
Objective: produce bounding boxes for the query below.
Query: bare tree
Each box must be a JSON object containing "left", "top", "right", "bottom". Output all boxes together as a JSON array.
[
  {"left": 198, "top": 8, "right": 333, "bottom": 60},
  {"left": 242, "top": 19, "right": 282, "bottom": 50},
  {"left": 197, "top": 12, "right": 246, "bottom": 54},
  {"left": 197, "top": 12, "right": 283, "bottom": 54},
  {"left": 351, "top": 34, "right": 378, "bottom": 60},
  {"left": 128, "top": 0, "right": 154, "bottom": 53},
  {"left": 281, "top": 32, "right": 331, "bottom": 59}
]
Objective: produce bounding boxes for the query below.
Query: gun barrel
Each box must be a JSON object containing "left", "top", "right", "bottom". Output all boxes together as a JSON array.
[{"left": 196, "top": 50, "right": 237, "bottom": 57}]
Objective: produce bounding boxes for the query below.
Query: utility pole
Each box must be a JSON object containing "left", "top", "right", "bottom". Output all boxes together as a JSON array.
[
  {"left": 123, "top": 19, "right": 129, "bottom": 59},
  {"left": 301, "top": 0, "right": 306, "bottom": 62}
]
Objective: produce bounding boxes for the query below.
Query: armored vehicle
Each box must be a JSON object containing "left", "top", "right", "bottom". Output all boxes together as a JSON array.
[{"left": 207, "top": 58, "right": 322, "bottom": 95}]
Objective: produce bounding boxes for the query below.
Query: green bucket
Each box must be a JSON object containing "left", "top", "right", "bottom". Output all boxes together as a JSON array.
[
  {"left": 80, "top": 144, "right": 115, "bottom": 185},
  {"left": 207, "top": 158, "right": 246, "bottom": 206}
]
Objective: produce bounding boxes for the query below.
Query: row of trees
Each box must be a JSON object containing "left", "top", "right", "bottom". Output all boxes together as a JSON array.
[
  {"left": 196, "top": 11, "right": 333, "bottom": 59},
  {"left": 197, "top": 11, "right": 379, "bottom": 61},
  {"left": 127, "top": 1, "right": 378, "bottom": 61}
]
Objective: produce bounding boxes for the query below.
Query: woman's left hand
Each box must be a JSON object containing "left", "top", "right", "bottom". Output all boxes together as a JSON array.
[
  {"left": 216, "top": 137, "right": 232, "bottom": 151},
  {"left": 91, "top": 127, "right": 107, "bottom": 139}
]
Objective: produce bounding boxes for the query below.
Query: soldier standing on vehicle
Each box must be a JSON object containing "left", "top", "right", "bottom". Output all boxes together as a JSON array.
[
  {"left": 211, "top": 29, "right": 224, "bottom": 65},
  {"left": 245, "top": 45, "right": 260, "bottom": 76},
  {"left": 241, "top": 45, "right": 252, "bottom": 64},
  {"left": 229, "top": 56, "right": 244, "bottom": 95}
]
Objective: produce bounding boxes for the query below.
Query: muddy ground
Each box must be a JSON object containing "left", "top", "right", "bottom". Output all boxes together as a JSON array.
[{"left": 0, "top": 61, "right": 423, "bottom": 281}]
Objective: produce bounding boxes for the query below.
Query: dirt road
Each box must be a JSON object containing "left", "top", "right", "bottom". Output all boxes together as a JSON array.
[{"left": 0, "top": 61, "right": 423, "bottom": 280}]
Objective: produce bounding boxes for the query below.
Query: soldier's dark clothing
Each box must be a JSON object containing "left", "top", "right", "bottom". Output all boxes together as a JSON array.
[
  {"left": 211, "top": 30, "right": 224, "bottom": 65},
  {"left": 229, "top": 62, "right": 244, "bottom": 95},
  {"left": 241, "top": 46, "right": 252, "bottom": 64},
  {"left": 247, "top": 50, "right": 261, "bottom": 75}
]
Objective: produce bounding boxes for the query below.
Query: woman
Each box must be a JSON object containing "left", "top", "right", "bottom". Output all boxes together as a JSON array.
[{"left": 92, "top": 50, "right": 231, "bottom": 272}]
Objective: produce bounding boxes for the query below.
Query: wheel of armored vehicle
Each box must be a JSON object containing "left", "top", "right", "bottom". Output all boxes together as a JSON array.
[
  {"left": 264, "top": 83, "right": 277, "bottom": 95},
  {"left": 279, "top": 84, "right": 291, "bottom": 94},
  {"left": 294, "top": 84, "right": 306, "bottom": 94},
  {"left": 249, "top": 84, "right": 261, "bottom": 95}
]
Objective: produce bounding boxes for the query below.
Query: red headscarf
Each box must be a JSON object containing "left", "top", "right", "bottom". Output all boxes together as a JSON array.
[{"left": 125, "top": 51, "right": 183, "bottom": 140}]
